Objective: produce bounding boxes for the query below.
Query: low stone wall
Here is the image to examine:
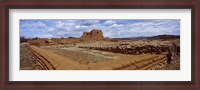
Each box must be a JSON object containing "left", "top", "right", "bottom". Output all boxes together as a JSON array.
[{"left": 78, "top": 45, "right": 170, "bottom": 55}]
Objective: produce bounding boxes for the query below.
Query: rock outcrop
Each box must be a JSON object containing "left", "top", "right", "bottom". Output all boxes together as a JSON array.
[{"left": 80, "top": 29, "right": 104, "bottom": 40}]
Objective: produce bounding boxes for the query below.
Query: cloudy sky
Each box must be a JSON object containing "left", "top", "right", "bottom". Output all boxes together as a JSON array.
[{"left": 20, "top": 19, "right": 180, "bottom": 38}]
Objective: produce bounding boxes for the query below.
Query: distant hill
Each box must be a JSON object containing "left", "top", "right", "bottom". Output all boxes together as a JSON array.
[
  {"left": 111, "top": 37, "right": 145, "bottom": 40},
  {"left": 148, "top": 35, "right": 180, "bottom": 39},
  {"left": 110, "top": 35, "right": 180, "bottom": 40}
]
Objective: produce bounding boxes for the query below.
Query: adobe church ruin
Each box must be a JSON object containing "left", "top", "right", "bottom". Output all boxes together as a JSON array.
[{"left": 80, "top": 29, "right": 104, "bottom": 40}]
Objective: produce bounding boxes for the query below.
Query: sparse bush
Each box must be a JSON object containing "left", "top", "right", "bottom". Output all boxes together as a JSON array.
[
  {"left": 29, "top": 42, "right": 40, "bottom": 46},
  {"left": 20, "top": 36, "right": 28, "bottom": 43},
  {"left": 32, "top": 37, "right": 38, "bottom": 40}
]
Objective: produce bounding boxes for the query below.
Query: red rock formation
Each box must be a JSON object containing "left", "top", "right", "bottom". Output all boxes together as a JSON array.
[
  {"left": 81, "top": 32, "right": 91, "bottom": 39},
  {"left": 80, "top": 29, "right": 104, "bottom": 40}
]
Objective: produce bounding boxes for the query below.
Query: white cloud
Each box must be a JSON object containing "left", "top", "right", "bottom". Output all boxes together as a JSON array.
[
  {"left": 20, "top": 20, "right": 180, "bottom": 38},
  {"left": 55, "top": 21, "right": 65, "bottom": 28},
  {"left": 35, "top": 22, "right": 46, "bottom": 28},
  {"left": 104, "top": 20, "right": 116, "bottom": 25},
  {"left": 109, "top": 24, "right": 123, "bottom": 28},
  {"left": 20, "top": 21, "right": 48, "bottom": 32}
]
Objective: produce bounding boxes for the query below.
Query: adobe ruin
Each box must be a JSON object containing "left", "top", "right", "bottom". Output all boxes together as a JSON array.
[{"left": 80, "top": 29, "right": 104, "bottom": 40}]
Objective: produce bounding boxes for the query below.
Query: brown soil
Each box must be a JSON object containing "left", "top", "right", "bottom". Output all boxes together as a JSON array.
[
  {"left": 20, "top": 44, "right": 40, "bottom": 70},
  {"left": 20, "top": 39, "right": 180, "bottom": 70},
  {"left": 44, "top": 47, "right": 116, "bottom": 64}
]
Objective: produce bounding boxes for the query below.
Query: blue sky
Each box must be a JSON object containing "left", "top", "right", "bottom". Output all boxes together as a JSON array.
[{"left": 20, "top": 19, "right": 180, "bottom": 38}]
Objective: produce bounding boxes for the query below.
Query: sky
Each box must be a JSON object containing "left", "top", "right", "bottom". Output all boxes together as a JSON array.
[{"left": 20, "top": 19, "right": 180, "bottom": 38}]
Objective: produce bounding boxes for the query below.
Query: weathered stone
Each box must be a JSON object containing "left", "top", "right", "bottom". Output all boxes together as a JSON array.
[{"left": 80, "top": 29, "right": 104, "bottom": 40}]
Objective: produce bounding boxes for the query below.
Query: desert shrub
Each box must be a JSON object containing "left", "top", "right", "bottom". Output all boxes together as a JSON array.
[
  {"left": 20, "top": 36, "right": 28, "bottom": 43},
  {"left": 80, "top": 39, "right": 84, "bottom": 41},
  {"left": 109, "top": 39, "right": 118, "bottom": 42},
  {"left": 29, "top": 42, "right": 41, "bottom": 46},
  {"left": 32, "top": 37, "right": 38, "bottom": 40}
]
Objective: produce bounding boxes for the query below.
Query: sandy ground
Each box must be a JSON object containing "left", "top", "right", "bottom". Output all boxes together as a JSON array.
[
  {"left": 20, "top": 44, "right": 180, "bottom": 70},
  {"left": 43, "top": 47, "right": 171, "bottom": 70}
]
